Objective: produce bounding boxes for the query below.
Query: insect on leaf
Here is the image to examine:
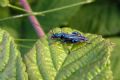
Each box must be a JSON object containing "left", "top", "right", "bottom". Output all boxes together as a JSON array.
[
  {"left": 24, "top": 28, "right": 113, "bottom": 80},
  {"left": 23, "top": 0, "right": 94, "bottom": 38}
]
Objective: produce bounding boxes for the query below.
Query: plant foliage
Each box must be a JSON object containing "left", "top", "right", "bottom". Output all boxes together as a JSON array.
[
  {"left": 69, "top": 1, "right": 120, "bottom": 36},
  {"left": 23, "top": 0, "right": 94, "bottom": 38},
  {"left": 0, "top": 29, "right": 28, "bottom": 80},
  {"left": 110, "top": 38, "right": 120, "bottom": 80},
  {"left": 0, "top": 0, "right": 118, "bottom": 79},
  {"left": 24, "top": 28, "right": 113, "bottom": 80},
  {"left": 0, "top": 0, "right": 9, "bottom": 7}
]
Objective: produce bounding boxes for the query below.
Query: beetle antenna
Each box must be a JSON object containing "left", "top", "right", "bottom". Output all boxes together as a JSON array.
[
  {"left": 49, "top": 26, "right": 54, "bottom": 34},
  {"left": 60, "top": 27, "right": 63, "bottom": 33}
]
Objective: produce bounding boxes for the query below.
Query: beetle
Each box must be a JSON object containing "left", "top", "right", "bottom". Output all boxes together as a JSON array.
[
  {"left": 50, "top": 32, "right": 79, "bottom": 39},
  {"left": 62, "top": 35, "right": 88, "bottom": 43},
  {"left": 50, "top": 31, "right": 88, "bottom": 44}
]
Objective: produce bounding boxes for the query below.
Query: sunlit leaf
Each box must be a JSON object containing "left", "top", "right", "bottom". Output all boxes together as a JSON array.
[
  {"left": 0, "top": 28, "right": 28, "bottom": 80},
  {"left": 0, "top": 0, "right": 9, "bottom": 7},
  {"left": 24, "top": 28, "right": 113, "bottom": 80},
  {"left": 0, "top": 7, "right": 22, "bottom": 38}
]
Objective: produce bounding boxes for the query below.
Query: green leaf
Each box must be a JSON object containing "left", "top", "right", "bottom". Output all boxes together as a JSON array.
[
  {"left": 24, "top": 28, "right": 113, "bottom": 80},
  {"left": 0, "top": 7, "right": 22, "bottom": 38},
  {"left": 69, "top": 1, "right": 120, "bottom": 36},
  {"left": 0, "top": 0, "right": 9, "bottom": 7},
  {"left": 0, "top": 19, "right": 21, "bottom": 38},
  {"left": 0, "top": 7, "right": 9, "bottom": 18},
  {"left": 110, "top": 38, "right": 120, "bottom": 80},
  {"left": 0, "top": 28, "right": 28, "bottom": 80}
]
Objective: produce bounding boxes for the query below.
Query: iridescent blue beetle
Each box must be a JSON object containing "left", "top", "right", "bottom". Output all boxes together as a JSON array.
[
  {"left": 62, "top": 34, "right": 88, "bottom": 43},
  {"left": 51, "top": 31, "right": 88, "bottom": 43},
  {"left": 51, "top": 32, "right": 66, "bottom": 39},
  {"left": 72, "top": 32, "right": 80, "bottom": 36}
]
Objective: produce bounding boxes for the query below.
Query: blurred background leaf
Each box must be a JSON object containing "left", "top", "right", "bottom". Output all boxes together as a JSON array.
[
  {"left": 69, "top": 1, "right": 120, "bottom": 36},
  {"left": 0, "top": 29, "right": 28, "bottom": 80},
  {"left": 110, "top": 38, "right": 120, "bottom": 80},
  {"left": 0, "top": 7, "right": 22, "bottom": 38}
]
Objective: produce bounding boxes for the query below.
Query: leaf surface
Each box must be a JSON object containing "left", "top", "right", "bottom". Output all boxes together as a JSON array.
[
  {"left": 0, "top": 29, "right": 28, "bottom": 80},
  {"left": 24, "top": 28, "right": 113, "bottom": 80}
]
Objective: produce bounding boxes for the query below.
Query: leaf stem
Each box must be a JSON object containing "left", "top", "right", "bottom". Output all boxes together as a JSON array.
[
  {"left": 35, "top": 0, "right": 93, "bottom": 14},
  {"left": 15, "top": 38, "right": 37, "bottom": 41},
  {"left": 0, "top": 0, "right": 94, "bottom": 21},
  {"left": 20, "top": 0, "right": 45, "bottom": 38},
  {"left": 8, "top": 4, "right": 27, "bottom": 12}
]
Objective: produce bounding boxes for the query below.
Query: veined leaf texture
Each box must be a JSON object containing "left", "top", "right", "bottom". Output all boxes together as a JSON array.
[
  {"left": 24, "top": 28, "right": 113, "bottom": 80},
  {"left": 0, "top": 29, "right": 28, "bottom": 80}
]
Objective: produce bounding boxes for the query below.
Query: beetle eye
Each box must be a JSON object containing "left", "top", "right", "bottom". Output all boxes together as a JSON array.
[
  {"left": 72, "top": 32, "right": 78, "bottom": 35},
  {"left": 72, "top": 39, "right": 77, "bottom": 43},
  {"left": 75, "top": 39, "right": 78, "bottom": 42},
  {"left": 62, "top": 35, "right": 64, "bottom": 37}
]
